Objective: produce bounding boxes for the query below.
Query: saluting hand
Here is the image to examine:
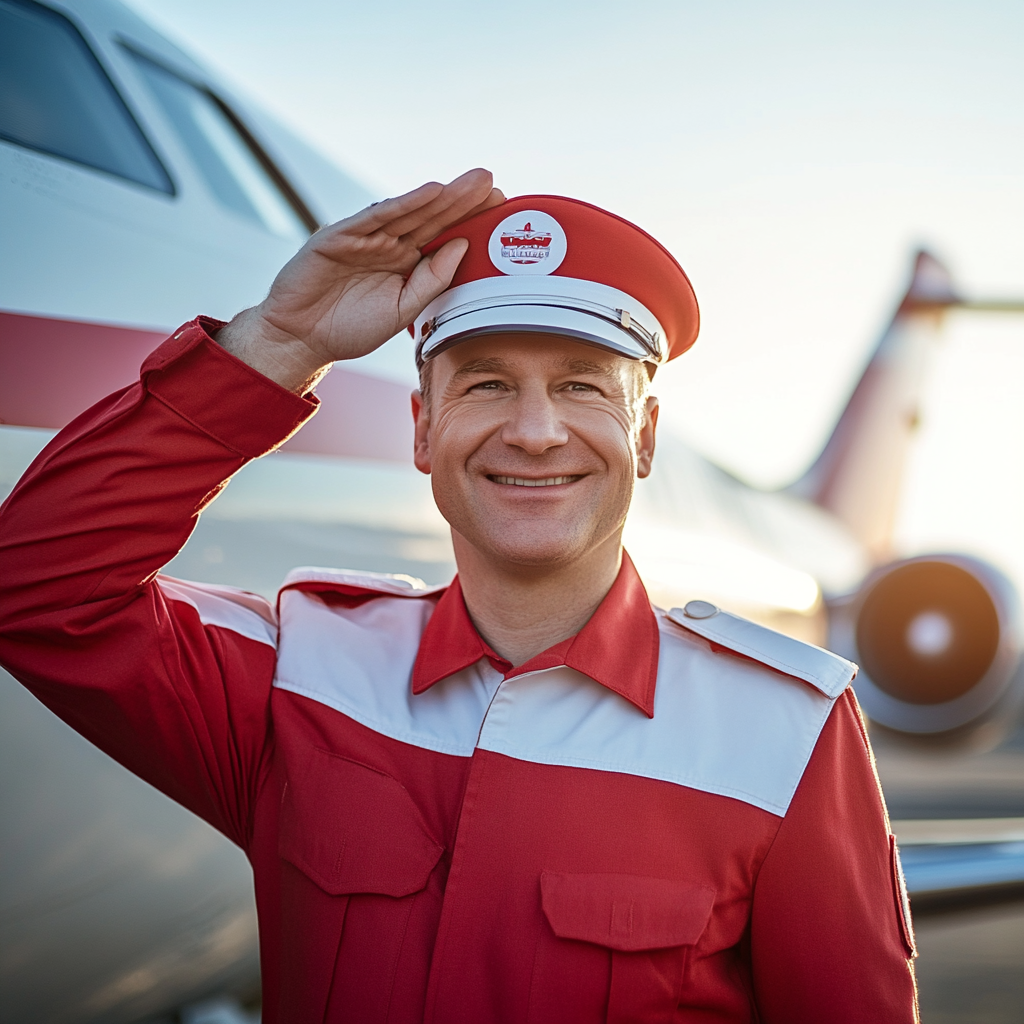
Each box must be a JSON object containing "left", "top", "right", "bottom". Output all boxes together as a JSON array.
[{"left": 217, "top": 168, "right": 503, "bottom": 391}]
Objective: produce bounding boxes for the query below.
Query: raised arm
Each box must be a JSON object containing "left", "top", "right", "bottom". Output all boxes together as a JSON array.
[{"left": 0, "top": 171, "right": 501, "bottom": 847}]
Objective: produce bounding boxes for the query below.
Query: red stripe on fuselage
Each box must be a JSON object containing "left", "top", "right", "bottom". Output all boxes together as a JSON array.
[{"left": 0, "top": 311, "right": 414, "bottom": 462}]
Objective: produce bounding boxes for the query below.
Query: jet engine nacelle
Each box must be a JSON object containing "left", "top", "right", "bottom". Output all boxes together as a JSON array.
[{"left": 828, "top": 555, "right": 1024, "bottom": 738}]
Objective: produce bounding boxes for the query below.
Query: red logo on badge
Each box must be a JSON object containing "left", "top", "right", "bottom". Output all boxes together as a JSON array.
[
  {"left": 489, "top": 211, "right": 566, "bottom": 275},
  {"left": 500, "top": 222, "right": 553, "bottom": 265}
]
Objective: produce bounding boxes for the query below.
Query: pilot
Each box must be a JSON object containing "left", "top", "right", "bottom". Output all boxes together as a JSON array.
[{"left": 0, "top": 169, "right": 918, "bottom": 1023}]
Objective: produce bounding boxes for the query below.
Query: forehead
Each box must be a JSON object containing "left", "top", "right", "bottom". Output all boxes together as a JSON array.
[{"left": 432, "top": 332, "right": 636, "bottom": 380}]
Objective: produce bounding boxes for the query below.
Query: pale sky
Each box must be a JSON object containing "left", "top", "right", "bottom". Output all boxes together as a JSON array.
[{"left": 129, "top": 0, "right": 1024, "bottom": 584}]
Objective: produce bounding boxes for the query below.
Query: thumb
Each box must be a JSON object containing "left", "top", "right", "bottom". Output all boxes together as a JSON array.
[{"left": 398, "top": 238, "right": 470, "bottom": 324}]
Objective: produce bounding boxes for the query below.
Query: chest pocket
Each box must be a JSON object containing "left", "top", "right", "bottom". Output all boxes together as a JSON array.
[
  {"left": 538, "top": 872, "right": 715, "bottom": 1024},
  {"left": 275, "top": 748, "right": 444, "bottom": 1024},
  {"left": 279, "top": 747, "right": 443, "bottom": 895}
]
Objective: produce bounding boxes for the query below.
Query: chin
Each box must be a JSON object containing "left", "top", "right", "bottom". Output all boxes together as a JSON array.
[
  {"left": 481, "top": 527, "right": 595, "bottom": 568},
  {"left": 441, "top": 497, "right": 623, "bottom": 568}
]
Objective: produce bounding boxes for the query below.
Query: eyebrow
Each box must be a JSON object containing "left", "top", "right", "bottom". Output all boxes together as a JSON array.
[
  {"left": 449, "top": 355, "right": 619, "bottom": 383},
  {"left": 450, "top": 357, "right": 509, "bottom": 381},
  {"left": 561, "top": 358, "right": 617, "bottom": 379}
]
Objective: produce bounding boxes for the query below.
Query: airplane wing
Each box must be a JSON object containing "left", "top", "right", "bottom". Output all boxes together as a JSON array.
[{"left": 895, "top": 819, "right": 1024, "bottom": 914}]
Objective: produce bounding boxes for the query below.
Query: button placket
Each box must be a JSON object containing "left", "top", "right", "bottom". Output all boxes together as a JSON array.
[{"left": 426, "top": 665, "right": 576, "bottom": 1023}]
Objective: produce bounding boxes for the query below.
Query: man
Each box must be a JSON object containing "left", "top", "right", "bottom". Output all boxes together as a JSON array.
[{"left": 0, "top": 169, "right": 917, "bottom": 1023}]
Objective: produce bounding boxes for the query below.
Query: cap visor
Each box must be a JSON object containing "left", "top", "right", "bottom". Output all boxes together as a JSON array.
[{"left": 420, "top": 305, "right": 654, "bottom": 362}]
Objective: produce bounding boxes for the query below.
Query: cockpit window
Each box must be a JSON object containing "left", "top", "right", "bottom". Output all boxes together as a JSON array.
[
  {"left": 127, "top": 50, "right": 314, "bottom": 238},
  {"left": 0, "top": 0, "right": 172, "bottom": 192}
]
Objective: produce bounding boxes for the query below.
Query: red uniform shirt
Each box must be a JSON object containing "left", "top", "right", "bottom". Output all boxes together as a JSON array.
[{"left": 0, "top": 320, "right": 918, "bottom": 1023}]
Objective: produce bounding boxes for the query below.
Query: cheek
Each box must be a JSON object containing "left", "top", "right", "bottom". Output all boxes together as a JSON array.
[
  {"left": 574, "top": 411, "right": 638, "bottom": 471},
  {"left": 429, "top": 406, "right": 502, "bottom": 472},
  {"left": 435, "top": 398, "right": 507, "bottom": 433}
]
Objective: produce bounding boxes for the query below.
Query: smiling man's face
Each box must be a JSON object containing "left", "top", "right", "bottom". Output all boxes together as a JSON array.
[{"left": 412, "top": 333, "right": 658, "bottom": 571}]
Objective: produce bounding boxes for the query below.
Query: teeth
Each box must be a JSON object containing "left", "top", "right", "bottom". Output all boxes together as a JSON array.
[{"left": 491, "top": 475, "right": 580, "bottom": 487}]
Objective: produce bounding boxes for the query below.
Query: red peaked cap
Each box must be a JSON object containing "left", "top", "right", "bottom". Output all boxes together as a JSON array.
[{"left": 421, "top": 194, "right": 700, "bottom": 361}]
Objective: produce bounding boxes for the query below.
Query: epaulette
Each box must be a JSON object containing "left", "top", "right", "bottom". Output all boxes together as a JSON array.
[
  {"left": 666, "top": 600, "right": 856, "bottom": 699},
  {"left": 279, "top": 566, "right": 446, "bottom": 599}
]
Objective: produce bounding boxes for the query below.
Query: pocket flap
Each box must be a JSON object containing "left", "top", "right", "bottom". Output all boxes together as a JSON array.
[
  {"left": 279, "top": 748, "right": 443, "bottom": 897},
  {"left": 541, "top": 872, "right": 715, "bottom": 952}
]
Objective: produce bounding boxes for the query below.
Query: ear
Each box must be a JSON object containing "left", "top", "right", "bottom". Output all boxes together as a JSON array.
[
  {"left": 636, "top": 395, "right": 658, "bottom": 479},
  {"left": 411, "top": 389, "right": 432, "bottom": 475}
]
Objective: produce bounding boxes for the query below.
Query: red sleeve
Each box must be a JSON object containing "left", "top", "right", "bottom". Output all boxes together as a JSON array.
[
  {"left": 750, "top": 688, "right": 919, "bottom": 1023},
  {"left": 0, "top": 318, "right": 316, "bottom": 847}
]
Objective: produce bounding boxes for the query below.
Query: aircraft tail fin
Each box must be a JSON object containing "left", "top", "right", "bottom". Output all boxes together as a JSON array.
[{"left": 787, "top": 251, "right": 957, "bottom": 560}]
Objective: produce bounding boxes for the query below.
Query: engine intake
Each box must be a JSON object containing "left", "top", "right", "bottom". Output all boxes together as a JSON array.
[{"left": 829, "top": 556, "right": 1022, "bottom": 734}]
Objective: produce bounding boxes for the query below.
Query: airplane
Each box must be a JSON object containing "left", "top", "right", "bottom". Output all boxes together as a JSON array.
[{"left": 2, "top": 0, "right": 1024, "bottom": 1021}]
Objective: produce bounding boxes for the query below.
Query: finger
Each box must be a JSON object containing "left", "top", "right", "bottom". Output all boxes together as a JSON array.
[
  {"left": 388, "top": 168, "right": 495, "bottom": 243},
  {"left": 402, "top": 169, "right": 496, "bottom": 246},
  {"left": 378, "top": 170, "right": 487, "bottom": 239},
  {"left": 412, "top": 187, "right": 505, "bottom": 243},
  {"left": 328, "top": 181, "right": 444, "bottom": 238},
  {"left": 461, "top": 187, "right": 506, "bottom": 221},
  {"left": 397, "top": 238, "right": 470, "bottom": 324}
]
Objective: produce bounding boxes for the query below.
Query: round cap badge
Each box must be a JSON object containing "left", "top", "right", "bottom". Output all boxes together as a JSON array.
[{"left": 488, "top": 210, "right": 567, "bottom": 276}]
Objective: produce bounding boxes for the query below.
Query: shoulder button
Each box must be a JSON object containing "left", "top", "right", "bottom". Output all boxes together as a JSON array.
[
  {"left": 667, "top": 604, "right": 857, "bottom": 699},
  {"left": 682, "top": 599, "right": 719, "bottom": 620}
]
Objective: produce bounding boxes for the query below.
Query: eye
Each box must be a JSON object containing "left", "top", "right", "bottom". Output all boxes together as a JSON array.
[
  {"left": 564, "top": 381, "right": 600, "bottom": 393},
  {"left": 470, "top": 379, "right": 508, "bottom": 393}
]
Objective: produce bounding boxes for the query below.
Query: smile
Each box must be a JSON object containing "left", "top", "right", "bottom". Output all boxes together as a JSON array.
[{"left": 488, "top": 475, "right": 583, "bottom": 487}]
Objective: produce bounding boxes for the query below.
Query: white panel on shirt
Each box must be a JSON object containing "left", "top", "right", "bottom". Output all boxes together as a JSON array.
[
  {"left": 272, "top": 592, "right": 839, "bottom": 816},
  {"left": 157, "top": 574, "right": 278, "bottom": 649},
  {"left": 477, "top": 614, "right": 836, "bottom": 817},
  {"left": 274, "top": 590, "right": 504, "bottom": 757}
]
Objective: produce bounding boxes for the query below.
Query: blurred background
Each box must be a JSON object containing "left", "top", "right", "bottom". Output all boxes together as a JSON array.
[{"left": 130, "top": 0, "right": 1024, "bottom": 592}]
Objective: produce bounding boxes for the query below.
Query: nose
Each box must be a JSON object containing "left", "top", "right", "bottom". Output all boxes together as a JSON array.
[{"left": 499, "top": 386, "right": 569, "bottom": 455}]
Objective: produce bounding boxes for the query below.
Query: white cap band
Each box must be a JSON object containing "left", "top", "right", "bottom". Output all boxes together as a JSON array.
[{"left": 414, "top": 276, "right": 667, "bottom": 367}]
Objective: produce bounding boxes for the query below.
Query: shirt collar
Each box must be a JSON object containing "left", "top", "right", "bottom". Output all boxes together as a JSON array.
[{"left": 411, "top": 552, "right": 660, "bottom": 718}]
